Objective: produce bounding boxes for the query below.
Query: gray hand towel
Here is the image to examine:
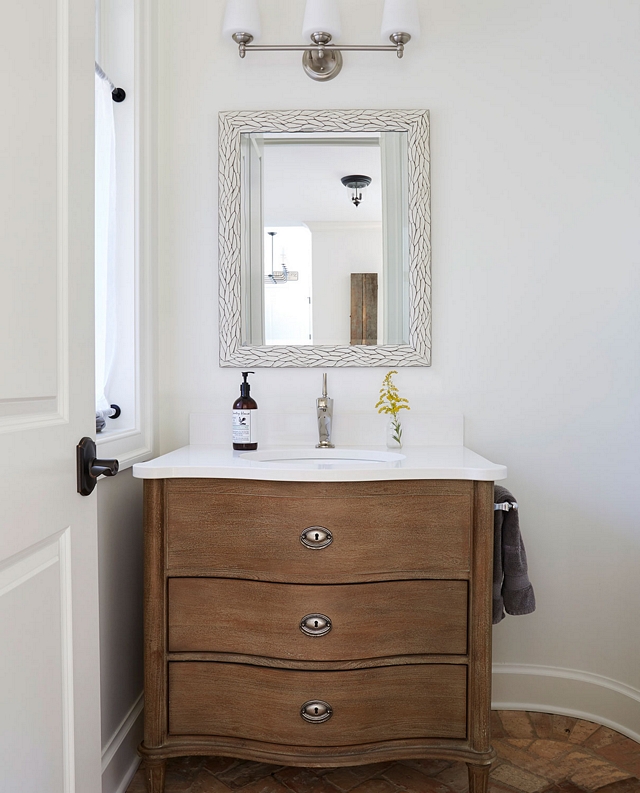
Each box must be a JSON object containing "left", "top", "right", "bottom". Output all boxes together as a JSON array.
[{"left": 493, "top": 485, "right": 536, "bottom": 625}]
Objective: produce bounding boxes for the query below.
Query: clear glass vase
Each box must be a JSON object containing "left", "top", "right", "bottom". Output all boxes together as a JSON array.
[{"left": 386, "top": 415, "right": 403, "bottom": 449}]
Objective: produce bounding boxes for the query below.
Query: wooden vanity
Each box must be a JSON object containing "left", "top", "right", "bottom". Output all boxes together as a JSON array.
[{"left": 138, "top": 476, "right": 496, "bottom": 793}]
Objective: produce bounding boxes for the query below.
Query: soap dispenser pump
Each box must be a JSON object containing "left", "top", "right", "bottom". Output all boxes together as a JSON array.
[{"left": 232, "top": 371, "right": 258, "bottom": 450}]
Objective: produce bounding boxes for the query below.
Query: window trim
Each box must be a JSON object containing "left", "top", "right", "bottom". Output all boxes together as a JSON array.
[{"left": 95, "top": 0, "right": 156, "bottom": 469}]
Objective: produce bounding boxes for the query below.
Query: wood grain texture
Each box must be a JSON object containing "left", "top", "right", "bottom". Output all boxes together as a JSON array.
[
  {"left": 468, "top": 762, "right": 491, "bottom": 792},
  {"left": 143, "top": 758, "right": 166, "bottom": 793},
  {"left": 168, "top": 663, "right": 467, "bottom": 745},
  {"left": 467, "top": 481, "right": 495, "bottom": 753},
  {"left": 165, "top": 479, "right": 472, "bottom": 580},
  {"left": 140, "top": 476, "right": 496, "bottom": 791},
  {"left": 168, "top": 578, "right": 468, "bottom": 658},
  {"left": 139, "top": 736, "right": 495, "bottom": 768},
  {"left": 164, "top": 479, "right": 471, "bottom": 498},
  {"left": 143, "top": 480, "right": 167, "bottom": 748},
  {"left": 350, "top": 273, "right": 378, "bottom": 346},
  {"left": 165, "top": 652, "right": 469, "bottom": 670}
]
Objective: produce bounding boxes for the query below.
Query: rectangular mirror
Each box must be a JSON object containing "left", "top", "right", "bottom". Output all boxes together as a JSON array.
[{"left": 219, "top": 110, "right": 431, "bottom": 367}]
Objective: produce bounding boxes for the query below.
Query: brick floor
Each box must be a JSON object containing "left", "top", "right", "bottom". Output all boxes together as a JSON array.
[{"left": 127, "top": 711, "right": 640, "bottom": 793}]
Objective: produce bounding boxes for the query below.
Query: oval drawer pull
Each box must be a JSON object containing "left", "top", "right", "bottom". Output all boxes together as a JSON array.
[
  {"left": 300, "top": 613, "right": 332, "bottom": 637},
  {"left": 300, "top": 700, "right": 333, "bottom": 724},
  {"left": 300, "top": 526, "right": 333, "bottom": 549}
]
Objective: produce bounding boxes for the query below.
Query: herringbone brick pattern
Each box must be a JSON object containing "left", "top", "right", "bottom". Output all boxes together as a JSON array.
[{"left": 127, "top": 711, "right": 640, "bottom": 793}]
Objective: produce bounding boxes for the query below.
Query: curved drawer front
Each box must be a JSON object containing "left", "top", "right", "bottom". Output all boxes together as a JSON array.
[
  {"left": 165, "top": 480, "right": 472, "bottom": 580},
  {"left": 168, "top": 578, "right": 468, "bottom": 658},
  {"left": 168, "top": 662, "right": 467, "bottom": 745}
]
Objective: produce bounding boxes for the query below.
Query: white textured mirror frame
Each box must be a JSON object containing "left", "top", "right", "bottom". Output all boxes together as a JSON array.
[{"left": 218, "top": 109, "right": 431, "bottom": 367}]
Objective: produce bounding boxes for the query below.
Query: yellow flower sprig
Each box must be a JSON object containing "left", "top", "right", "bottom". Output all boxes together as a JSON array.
[{"left": 375, "top": 370, "right": 410, "bottom": 418}]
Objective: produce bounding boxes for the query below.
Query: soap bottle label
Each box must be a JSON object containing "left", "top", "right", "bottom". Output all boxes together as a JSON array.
[{"left": 232, "top": 410, "right": 257, "bottom": 444}]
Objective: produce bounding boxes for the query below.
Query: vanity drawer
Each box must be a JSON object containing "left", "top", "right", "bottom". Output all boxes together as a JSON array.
[
  {"left": 168, "top": 578, "right": 468, "bottom": 658},
  {"left": 168, "top": 662, "right": 467, "bottom": 744},
  {"left": 165, "top": 480, "right": 472, "bottom": 580}
]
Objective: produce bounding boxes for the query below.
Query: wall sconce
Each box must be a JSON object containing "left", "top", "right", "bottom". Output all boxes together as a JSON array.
[
  {"left": 223, "top": 0, "right": 421, "bottom": 82},
  {"left": 341, "top": 175, "right": 372, "bottom": 207}
]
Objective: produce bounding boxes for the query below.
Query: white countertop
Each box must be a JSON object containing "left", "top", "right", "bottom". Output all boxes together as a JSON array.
[{"left": 132, "top": 445, "right": 507, "bottom": 483}]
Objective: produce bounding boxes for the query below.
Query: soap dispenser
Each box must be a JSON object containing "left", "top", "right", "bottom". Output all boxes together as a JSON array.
[{"left": 232, "top": 371, "right": 258, "bottom": 450}]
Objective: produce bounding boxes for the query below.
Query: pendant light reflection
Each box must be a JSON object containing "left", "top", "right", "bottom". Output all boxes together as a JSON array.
[
  {"left": 265, "top": 230, "right": 299, "bottom": 284},
  {"left": 341, "top": 175, "right": 372, "bottom": 208}
]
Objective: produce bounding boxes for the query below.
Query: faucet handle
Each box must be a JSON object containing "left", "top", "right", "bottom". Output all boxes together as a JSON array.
[{"left": 322, "top": 372, "right": 328, "bottom": 398}]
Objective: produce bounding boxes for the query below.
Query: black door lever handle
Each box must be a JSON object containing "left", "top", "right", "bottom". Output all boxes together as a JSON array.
[
  {"left": 90, "top": 458, "right": 119, "bottom": 478},
  {"left": 77, "top": 437, "right": 119, "bottom": 496}
]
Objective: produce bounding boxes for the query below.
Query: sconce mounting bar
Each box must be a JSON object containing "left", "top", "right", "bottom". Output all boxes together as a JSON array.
[
  {"left": 237, "top": 43, "right": 406, "bottom": 54},
  {"left": 232, "top": 32, "right": 411, "bottom": 81}
]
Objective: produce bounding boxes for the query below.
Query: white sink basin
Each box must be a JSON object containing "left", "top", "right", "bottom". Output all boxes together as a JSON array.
[{"left": 240, "top": 448, "right": 405, "bottom": 469}]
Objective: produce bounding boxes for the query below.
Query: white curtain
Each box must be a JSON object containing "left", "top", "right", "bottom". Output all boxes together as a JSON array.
[{"left": 95, "top": 70, "right": 117, "bottom": 414}]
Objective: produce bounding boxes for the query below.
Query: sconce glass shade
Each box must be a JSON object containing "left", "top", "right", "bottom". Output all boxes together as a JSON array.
[
  {"left": 381, "top": 0, "right": 421, "bottom": 41},
  {"left": 223, "top": 0, "right": 262, "bottom": 40},
  {"left": 302, "top": 0, "right": 342, "bottom": 41}
]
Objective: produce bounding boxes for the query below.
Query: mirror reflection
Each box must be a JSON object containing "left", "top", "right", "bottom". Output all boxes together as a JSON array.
[{"left": 240, "top": 131, "right": 410, "bottom": 348}]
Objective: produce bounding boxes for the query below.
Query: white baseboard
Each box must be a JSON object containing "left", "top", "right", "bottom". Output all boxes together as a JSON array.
[
  {"left": 102, "top": 693, "right": 144, "bottom": 793},
  {"left": 492, "top": 664, "right": 640, "bottom": 743}
]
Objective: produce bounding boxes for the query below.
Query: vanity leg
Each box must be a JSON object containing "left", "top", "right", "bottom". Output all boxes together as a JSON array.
[
  {"left": 467, "top": 763, "right": 490, "bottom": 793},
  {"left": 144, "top": 758, "right": 166, "bottom": 793}
]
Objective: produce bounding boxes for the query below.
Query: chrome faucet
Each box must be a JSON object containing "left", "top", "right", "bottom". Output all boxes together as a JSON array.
[{"left": 316, "top": 373, "right": 334, "bottom": 448}]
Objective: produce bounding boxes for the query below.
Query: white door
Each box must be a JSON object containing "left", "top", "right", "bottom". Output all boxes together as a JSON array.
[{"left": 0, "top": 0, "right": 102, "bottom": 791}]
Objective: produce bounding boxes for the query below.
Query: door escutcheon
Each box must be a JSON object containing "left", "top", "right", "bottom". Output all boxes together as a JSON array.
[{"left": 76, "top": 437, "right": 119, "bottom": 496}]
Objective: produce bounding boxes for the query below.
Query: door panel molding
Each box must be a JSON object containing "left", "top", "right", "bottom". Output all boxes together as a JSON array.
[
  {"left": 59, "top": 528, "right": 76, "bottom": 793},
  {"left": 0, "top": 535, "right": 60, "bottom": 595},
  {"left": 0, "top": 0, "right": 70, "bottom": 434},
  {"left": 0, "top": 528, "right": 75, "bottom": 793},
  {"left": 0, "top": 397, "right": 60, "bottom": 429},
  {"left": 56, "top": 0, "right": 71, "bottom": 430}
]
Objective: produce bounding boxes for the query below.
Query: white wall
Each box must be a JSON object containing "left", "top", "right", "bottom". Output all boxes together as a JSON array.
[
  {"left": 97, "top": 471, "right": 144, "bottom": 792},
  {"left": 308, "top": 222, "right": 383, "bottom": 344},
  {"left": 96, "top": 2, "right": 153, "bottom": 790},
  {"left": 156, "top": 0, "right": 640, "bottom": 737}
]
